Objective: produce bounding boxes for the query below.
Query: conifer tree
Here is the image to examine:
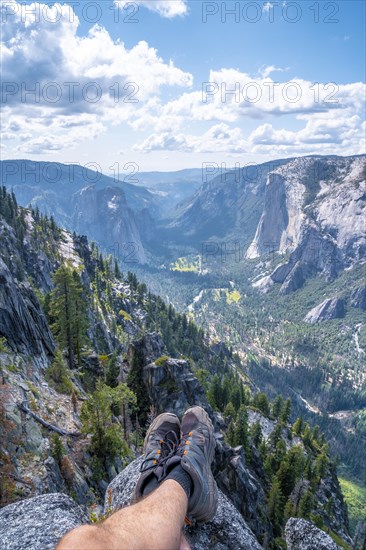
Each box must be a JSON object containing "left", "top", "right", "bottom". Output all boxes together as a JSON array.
[
  {"left": 280, "top": 398, "right": 292, "bottom": 424},
  {"left": 298, "top": 489, "right": 314, "bottom": 519},
  {"left": 253, "top": 392, "right": 270, "bottom": 417},
  {"left": 251, "top": 421, "right": 263, "bottom": 447},
  {"left": 292, "top": 417, "right": 304, "bottom": 436},
  {"left": 268, "top": 478, "right": 285, "bottom": 536},
  {"left": 80, "top": 380, "right": 135, "bottom": 461},
  {"left": 106, "top": 353, "right": 120, "bottom": 388},
  {"left": 272, "top": 395, "right": 284, "bottom": 419},
  {"left": 127, "top": 343, "right": 150, "bottom": 425},
  {"left": 223, "top": 402, "right": 236, "bottom": 421},
  {"left": 49, "top": 265, "right": 88, "bottom": 369},
  {"left": 233, "top": 405, "right": 250, "bottom": 459},
  {"left": 226, "top": 419, "right": 236, "bottom": 447}
]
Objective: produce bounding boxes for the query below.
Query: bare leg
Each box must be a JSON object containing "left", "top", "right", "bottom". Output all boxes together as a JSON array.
[{"left": 56, "top": 479, "right": 188, "bottom": 550}]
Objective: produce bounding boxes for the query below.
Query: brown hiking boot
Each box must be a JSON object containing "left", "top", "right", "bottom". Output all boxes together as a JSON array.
[
  {"left": 132, "top": 412, "right": 180, "bottom": 502},
  {"left": 176, "top": 406, "right": 218, "bottom": 524}
]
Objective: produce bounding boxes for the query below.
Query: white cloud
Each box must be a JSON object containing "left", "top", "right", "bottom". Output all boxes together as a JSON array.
[
  {"left": 114, "top": 0, "right": 188, "bottom": 18},
  {"left": 259, "top": 65, "right": 290, "bottom": 78},
  {"left": 133, "top": 69, "right": 365, "bottom": 133},
  {"left": 0, "top": 0, "right": 192, "bottom": 153},
  {"left": 135, "top": 123, "right": 247, "bottom": 154},
  {"left": 248, "top": 112, "right": 365, "bottom": 155}
]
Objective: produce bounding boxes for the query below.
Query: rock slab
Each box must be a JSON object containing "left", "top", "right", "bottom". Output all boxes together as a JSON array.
[
  {"left": 0, "top": 493, "right": 89, "bottom": 550},
  {"left": 285, "top": 518, "right": 341, "bottom": 550}
]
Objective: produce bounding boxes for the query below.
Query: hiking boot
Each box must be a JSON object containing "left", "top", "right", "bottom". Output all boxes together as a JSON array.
[
  {"left": 177, "top": 406, "right": 218, "bottom": 524},
  {"left": 132, "top": 412, "right": 180, "bottom": 502}
]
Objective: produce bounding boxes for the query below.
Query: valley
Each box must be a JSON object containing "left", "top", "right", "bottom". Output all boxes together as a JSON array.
[{"left": 1, "top": 154, "right": 365, "bottom": 548}]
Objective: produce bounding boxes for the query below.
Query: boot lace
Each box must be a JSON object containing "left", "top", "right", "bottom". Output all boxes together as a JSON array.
[{"left": 140, "top": 430, "right": 179, "bottom": 473}]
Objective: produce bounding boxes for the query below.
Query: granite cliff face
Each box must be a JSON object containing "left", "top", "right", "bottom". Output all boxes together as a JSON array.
[
  {"left": 247, "top": 155, "right": 366, "bottom": 293},
  {"left": 71, "top": 185, "right": 147, "bottom": 264},
  {"left": 0, "top": 216, "right": 55, "bottom": 361},
  {"left": 168, "top": 160, "right": 285, "bottom": 244}
]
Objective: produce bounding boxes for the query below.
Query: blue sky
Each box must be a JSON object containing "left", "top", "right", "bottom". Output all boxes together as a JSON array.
[{"left": 1, "top": 0, "right": 365, "bottom": 173}]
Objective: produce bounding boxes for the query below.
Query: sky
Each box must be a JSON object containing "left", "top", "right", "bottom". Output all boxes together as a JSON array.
[{"left": 1, "top": 0, "right": 365, "bottom": 174}]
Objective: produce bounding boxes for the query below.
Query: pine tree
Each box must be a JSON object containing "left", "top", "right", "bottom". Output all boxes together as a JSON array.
[
  {"left": 50, "top": 265, "right": 88, "bottom": 369},
  {"left": 298, "top": 489, "right": 314, "bottom": 519},
  {"left": 253, "top": 392, "right": 270, "bottom": 417},
  {"left": 233, "top": 405, "right": 250, "bottom": 459},
  {"left": 114, "top": 259, "right": 121, "bottom": 279},
  {"left": 223, "top": 402, "right": 236, "bottom": 421},
  {"left": 207, "top": 375, "right": 223, "bottom": 410},
  {"left": 315, "top": 451, "right": 329, "bottom": 481},
  {"left": 106, "top": 353, "right": 120, "bottom": 388},
  {"left": 80, "top": 380, "right": 135, "bottom": 461},
  {"left": 268, "top": 478, "right": 285, "bottom": 536},
  {"left": 251, "top": 421, "right": 263, "bottom": 447},
  {"left": 280, "top": 398, "right": 292, "bottom": 424},
  {"left": 127, "top": 343, "right": 151, "bottom": 425},
  {"left": 50, "top": 433, "right": 65, "bottom": 465},
  {"left": 284, "top": 498, "right": 295, "bottom": 521},
  {"left": 272, "top": 395, "right": 284, "bottom": 419},
  {"left": 292, "top": 417, "right": 304, "bottom": 436},
  {"left": 226, "top": 420, "right": 236, "bottom": 447}
]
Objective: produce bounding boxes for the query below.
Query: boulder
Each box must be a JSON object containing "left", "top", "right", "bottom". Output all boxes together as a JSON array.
[
  {"left": 285, "top": 518, "right": 341, "bottom": 549},
  {"left": 0, "top": 493, "right": 89, "bottom": 550}
]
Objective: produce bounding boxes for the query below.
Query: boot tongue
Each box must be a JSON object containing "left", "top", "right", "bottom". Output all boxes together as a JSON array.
[{"left": 156, "top": 455, "right": 181, "bottom": 482}]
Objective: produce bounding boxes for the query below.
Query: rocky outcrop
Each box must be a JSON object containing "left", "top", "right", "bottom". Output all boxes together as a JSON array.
[
  {"left": 0, "top": 257, "right": 55, "bottom": 359},
  {"left": 106, "top": 456, "right": 263, "bottom": 550},
  {"left": 144, "top": 357, "right": 211, "bottom": 418},
  {"left": 0, "top": 459, "right": 262, "bottom": 550},
  {"left": 285, "top": 518, "right": 341, "bottom": 549},
  {"left": 350, "top": 285, "right": 366, "bottom": 310},
  {"left": 0, "top": 493, "right": 89, "bottom": 550},
  {"left": 304, "top": 298, "right": 345, "bottom": 323}
]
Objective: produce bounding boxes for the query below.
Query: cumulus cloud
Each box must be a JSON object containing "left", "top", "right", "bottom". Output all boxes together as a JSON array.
[
  {"left": 0, "top": 0, "right": 192, "bottom": 152},
  {"left": 128, "top": 68, "right": 365, "bottom": 134},
  {"left": 135, "top": 123, "right": 247, "bottom": 154},
  {"left": 248, "top": 112, "right": 365, "bottom": 155},
  {"left": 115, "top": 0, "right": 188, "bottom": 18}
]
